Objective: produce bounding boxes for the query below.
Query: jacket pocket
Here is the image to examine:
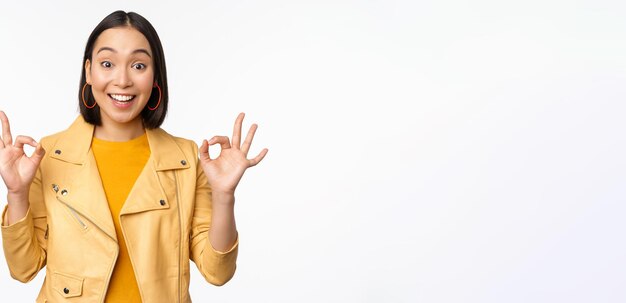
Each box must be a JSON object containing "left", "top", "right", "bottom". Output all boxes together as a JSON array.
[{"left": 51, "top": 271, "right": 84, "bottom": 298}]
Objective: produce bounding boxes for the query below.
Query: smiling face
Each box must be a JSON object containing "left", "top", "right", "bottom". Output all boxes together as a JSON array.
[{"left": 85, "top": 26, "right": 154, "bottom": 131}]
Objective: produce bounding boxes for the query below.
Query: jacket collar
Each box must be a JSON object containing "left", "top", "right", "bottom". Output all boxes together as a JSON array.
[{"left": 49, "top": 115, "right": 190, "bottom": 171}]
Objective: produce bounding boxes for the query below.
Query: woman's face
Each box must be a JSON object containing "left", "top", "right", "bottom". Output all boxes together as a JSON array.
[{"left": 85, "top": 26, "right": 154, "bottom": 128}]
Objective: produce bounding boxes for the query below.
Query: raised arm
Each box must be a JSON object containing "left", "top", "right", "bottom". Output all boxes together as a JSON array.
[
  {"left": 0, "top": 110, "right": 48, "bottom": 282},
  {"left": 0, "top": 111, "right": 45, "bottom": 224},
  {"left": 190, "top": 112, "right": 267, "bottom": 285},
  {"left": 198, "top": 112, "right": 267, "bottom": 251}
]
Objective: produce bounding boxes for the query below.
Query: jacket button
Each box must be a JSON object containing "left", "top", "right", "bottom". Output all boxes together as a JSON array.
[
  {"left": 181, "top": 160, "right": 187, "bottom": 165},
  {"left": 63, "top": 287, "right": 69, "bottom": 294},
  {"left": 61, "top": 189, "right": 68, "bottom": 196},
  {"left": 52, "top": 184, "right": 59, "bottom": 192},
  {"left": 55, "top": 149, "right": 62, "bottom": 155},
  {"left": 160, "top": 199, "right": 166, "bottom": 206}
]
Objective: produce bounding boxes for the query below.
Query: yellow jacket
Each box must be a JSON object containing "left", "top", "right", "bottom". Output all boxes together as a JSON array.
[{"left": 1, "top": 116, "right": 238, "bottom": 302}]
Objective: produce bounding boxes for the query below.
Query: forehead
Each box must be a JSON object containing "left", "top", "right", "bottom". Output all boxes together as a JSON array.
[{"left": 93, "top": 26, "right": 152, "bottom": 56}]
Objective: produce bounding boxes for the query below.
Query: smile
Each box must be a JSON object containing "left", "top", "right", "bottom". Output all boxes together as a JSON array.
[{"left": 108, "top": 94, "right": 136, "bottom": 102}]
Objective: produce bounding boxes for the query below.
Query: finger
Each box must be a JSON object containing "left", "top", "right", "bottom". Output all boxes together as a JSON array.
[
  {"left": 29, "top": 143, "right": 46, "bottom": 164},
  {"left": 13, "top": 135, "right": 37, "bottom": 149},
  {"left": 208, "top": 136, "right": 231, "bottom": 150},
  {"left": 0, "top": 110, "right": 13, "bottom": 147},
  {"left": 231, "top": 112, "right": 245, "bottom": 148},
  {"left": 241, "top": 123, "right": 258, "bottom": 155},
  {"left": 248, "top": 148, "right": 268, "bottom": 167},
  {"left": 198, "top": 139, "right": 211, "bottom": 161}
]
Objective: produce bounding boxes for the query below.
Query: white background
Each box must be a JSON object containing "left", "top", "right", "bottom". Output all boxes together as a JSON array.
[{"left": 1, "top": 1, "right": 625, "bottom": 302}]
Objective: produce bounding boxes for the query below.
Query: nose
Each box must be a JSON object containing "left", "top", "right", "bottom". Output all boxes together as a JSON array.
[{"left": 114, "top": 68, "right": 133, "bottom": 88}]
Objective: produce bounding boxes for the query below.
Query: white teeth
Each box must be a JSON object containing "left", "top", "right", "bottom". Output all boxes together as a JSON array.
[{"left": 109, "top": 94, "right": 135, "bottom": 102}]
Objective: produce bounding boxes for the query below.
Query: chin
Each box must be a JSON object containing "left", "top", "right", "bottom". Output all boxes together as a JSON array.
[{"left": 102, "top": 110, "right": 144, "bottom": 125}]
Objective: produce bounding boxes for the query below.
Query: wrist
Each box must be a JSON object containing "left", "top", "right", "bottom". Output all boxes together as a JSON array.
[
  {"left": 5, "top": 196, "right": 29, "bottom": 226},
  {"left": 211, "top": 190, "right": 235, "bottom": 206},
  {"left": 210, "top": 184, "right": 235, "bottom": 195},
  {"left": 211, "top": 187, "right": 235, "bottom": 198},
  {"left": 7, "top": 190, "right": 28, "bottom": 204}
]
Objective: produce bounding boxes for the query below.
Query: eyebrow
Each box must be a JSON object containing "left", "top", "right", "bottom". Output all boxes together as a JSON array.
[{"left": 96, "top": 47, "right": 152, "bottom": 58}]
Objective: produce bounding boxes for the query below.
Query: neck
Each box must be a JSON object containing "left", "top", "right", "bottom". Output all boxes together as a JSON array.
[{"left": 94, "top": 117, "right": 145, "bottom": 142}]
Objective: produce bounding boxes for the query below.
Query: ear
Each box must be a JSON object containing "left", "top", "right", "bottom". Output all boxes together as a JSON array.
[{"left": 84, "top": 59, "right": 92, "bottom": 84}]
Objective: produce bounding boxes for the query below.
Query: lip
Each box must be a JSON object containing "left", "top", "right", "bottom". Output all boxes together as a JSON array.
[
  {"left": 108, "top": 94, "right": 136, "bottom": 109},
  {"left": 108, "top": 93, "right": 136, "bottom": 99}
]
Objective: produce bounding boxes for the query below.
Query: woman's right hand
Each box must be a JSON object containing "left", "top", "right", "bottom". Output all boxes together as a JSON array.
[{"left": 0, "top": 111, "right": 45, "bottom": 198}]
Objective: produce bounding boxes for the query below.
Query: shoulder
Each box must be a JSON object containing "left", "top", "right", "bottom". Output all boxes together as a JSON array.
[
  {"left": 167, "top": 131, "right": 199, "bottom": 154},
  {"left": 149, "top": 127, "right": 199, "bottom": 158},
  {"left": 39, "top": 128, "right": 68, "bottom": 154},
  {"left": 152, "top": 128, "right": 197, "bottom": 148},
  {"left": 39, "top": 115, "right": 94, "bottom": 156}
]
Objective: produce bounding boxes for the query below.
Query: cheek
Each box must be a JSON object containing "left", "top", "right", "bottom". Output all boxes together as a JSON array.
[
  {"left": 90, "top": 72, "right": 110, "bottom": 90},
  {"left": 136, "top": 73, "right": 155, "bottom": 95}
]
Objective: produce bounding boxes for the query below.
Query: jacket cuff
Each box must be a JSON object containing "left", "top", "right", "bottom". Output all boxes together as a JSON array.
[
  {"left": 202, "top": 233, "right": 238, "bottom": 285},
  {"left": 1, "top": 205, "right": 34, "bottom": 239},
  {"left": 209, "top": 233, "right": 239, "bottom": 255}
]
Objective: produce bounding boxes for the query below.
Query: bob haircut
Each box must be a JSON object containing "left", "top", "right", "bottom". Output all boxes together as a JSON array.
[{"left": 78, "top": 10, "right": 168, "bottom": 129}]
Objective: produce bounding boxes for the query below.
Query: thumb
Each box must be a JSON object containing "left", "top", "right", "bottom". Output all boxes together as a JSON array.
[
  {"left": 30, "top": 143, "right": 45, "bottom": 163},
  {"left": 199, "top": 139, "right": 211, "bottom": 161}
]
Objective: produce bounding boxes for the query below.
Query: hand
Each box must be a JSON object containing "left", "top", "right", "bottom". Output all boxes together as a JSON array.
[
  {"left": 199, "top": 112, "right": 268, "bottom": 196},
  {"left": 0, "top": 111, "right": 45, "bottom": 197}
]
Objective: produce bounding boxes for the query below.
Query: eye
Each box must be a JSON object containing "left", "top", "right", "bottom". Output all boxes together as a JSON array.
[
  {"left": 100, "top": 61, "right": 112, "bottom": 68},
  {"left": 132, "top": 63, "right": 146, "bottom": 70}
]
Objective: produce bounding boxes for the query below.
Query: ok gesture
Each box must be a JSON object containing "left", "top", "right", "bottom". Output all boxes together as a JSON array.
[
  {"left": 0, "top": 111, "right": 45, "bottom": 196},
  {"left": 199, "top": 113, "right": 268, "bottom": 196}
]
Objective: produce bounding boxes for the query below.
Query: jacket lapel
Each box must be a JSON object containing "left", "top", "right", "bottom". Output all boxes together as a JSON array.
[
  {"left": 50, "top": 117, "right": 117, "bottom": 241},
  {"left": 119, "top": 159, "right": 170, "bottom": 215},
  {"left": 120, "top": 127, "right": 190, "bottom": 216},
  {"left": 61, "top": 152, "right": 118, "bottom": 241}
]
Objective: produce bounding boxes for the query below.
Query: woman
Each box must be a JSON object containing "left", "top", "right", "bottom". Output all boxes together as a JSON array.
[{"left": 0, "top": 10, "right": 267, "bottom": 302}]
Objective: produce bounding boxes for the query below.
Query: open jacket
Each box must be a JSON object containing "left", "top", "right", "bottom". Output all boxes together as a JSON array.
[{"left": 1, "top": 116, "right": 238, "bottom": 302}]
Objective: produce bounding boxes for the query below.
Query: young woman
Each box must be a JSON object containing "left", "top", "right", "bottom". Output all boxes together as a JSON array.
[{"left": 0, "top": 10, "right": 267, "bottom": 302}]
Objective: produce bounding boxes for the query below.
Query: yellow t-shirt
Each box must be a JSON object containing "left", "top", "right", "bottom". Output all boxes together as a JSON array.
[{"left": 92, "top": 133, "right": 150, "bottom": 303}]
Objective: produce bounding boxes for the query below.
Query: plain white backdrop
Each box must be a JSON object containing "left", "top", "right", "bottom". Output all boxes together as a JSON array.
[{"left": 1, "top": 1, "right": 625, "bottom": 302}]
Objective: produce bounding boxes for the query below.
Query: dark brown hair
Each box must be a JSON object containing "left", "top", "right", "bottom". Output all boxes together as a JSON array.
[{"left": 79, "top": 10, "right": 168, "bottom": 128}]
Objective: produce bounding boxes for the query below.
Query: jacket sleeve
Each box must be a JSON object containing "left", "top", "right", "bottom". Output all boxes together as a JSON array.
[
  {"left": 1, "top": 166, "right": 48, "bottom": 283},
  {"left": 188, "top": 152, "right": 238, "bottom": 286}
]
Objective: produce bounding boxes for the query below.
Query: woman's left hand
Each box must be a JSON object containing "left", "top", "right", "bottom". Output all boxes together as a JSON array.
[{"left": 199, "top": 113, "right": 268, "bottom": 197}]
